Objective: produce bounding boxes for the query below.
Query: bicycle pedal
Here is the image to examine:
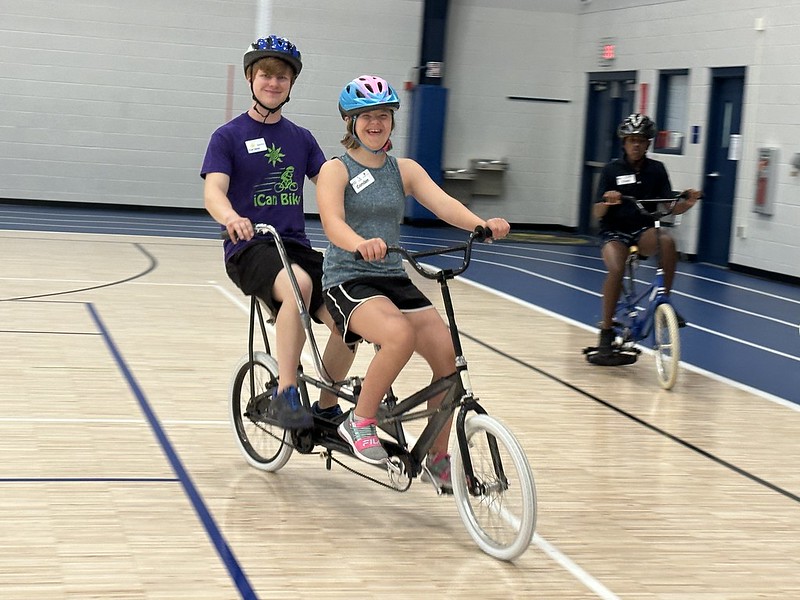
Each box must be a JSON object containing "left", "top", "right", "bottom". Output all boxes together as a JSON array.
[
  {"left": 386, "top": 458, "right": 403, "bottom": 475},
  {"left": 386, "top": 457, "right": 411, "bottom": 492}
]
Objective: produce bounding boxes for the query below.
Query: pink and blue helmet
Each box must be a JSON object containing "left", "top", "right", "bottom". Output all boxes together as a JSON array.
[{"left": 338, "top": 75, "right": 400, "bottom": 117}]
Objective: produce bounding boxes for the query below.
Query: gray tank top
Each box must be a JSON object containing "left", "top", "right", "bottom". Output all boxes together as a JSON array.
[{"left": 322, "top": 153, "right": 407, "bottom": 289}]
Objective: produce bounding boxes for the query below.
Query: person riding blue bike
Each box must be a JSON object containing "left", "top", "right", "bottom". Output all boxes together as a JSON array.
[
  {"left": 593, "top": 113, "right": 701, "bottom": 361},
  {"left": 201, "top": 35, "right": 355, "bottom": 428},
  {"left": 316, "top": 75, "right": 510, "bottom": 489}
]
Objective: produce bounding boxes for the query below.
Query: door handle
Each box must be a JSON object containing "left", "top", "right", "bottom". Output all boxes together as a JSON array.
[{"left": 707, "top": 172, "right": 720, "bottom": 178}]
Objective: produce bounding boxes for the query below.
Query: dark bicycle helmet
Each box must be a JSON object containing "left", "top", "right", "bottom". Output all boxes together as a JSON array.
[
  {"left": 338, "top": 75, "right": 400, "bottom": 117},
  {"left": 617, "top": 113, "right": 656, "bottom": 139},
  {"left": 243, "top": 35, "right": 302, "bottom": 77}
]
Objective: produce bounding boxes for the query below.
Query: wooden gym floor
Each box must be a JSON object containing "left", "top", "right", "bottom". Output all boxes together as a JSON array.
[{"left": 1, "top": 223, "right": 798, "bottom": 599}]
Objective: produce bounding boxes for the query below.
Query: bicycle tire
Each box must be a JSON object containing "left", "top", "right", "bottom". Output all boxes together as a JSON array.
[
  {"left": 452, "top": 414, "right": 537, "bottom": 561},
  {"left": 654, "top": 303, "right": 680, "bottom": 390},
  {"left": 229, "top": 351, "right": 293, "bottom": 471}
]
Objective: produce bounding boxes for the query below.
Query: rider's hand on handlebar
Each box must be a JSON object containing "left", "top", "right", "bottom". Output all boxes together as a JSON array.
[
  {"left": 355, "top": 237, "right": 388, "bottom": 261},
  {"left": 681, "top": 188, "right": 702, "bottom": 208},
  {"left": 224, "top": 216, "right": 254, "bottom": 243},
  {"left": 602, "top": 191, "right": 622, "bottom": 206},
  {"left": 483, "top": 218, "right": 510, "bottom": 241}
]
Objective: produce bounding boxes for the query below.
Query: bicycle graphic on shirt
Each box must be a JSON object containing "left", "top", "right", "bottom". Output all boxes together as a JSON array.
[{"left": 274, "top": 166, "right": 298, "bottom": 192}]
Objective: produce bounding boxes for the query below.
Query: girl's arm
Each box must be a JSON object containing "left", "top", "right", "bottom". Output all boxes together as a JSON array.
[{"left": 399, "top": 159, "right": 510, "bottom": 238}]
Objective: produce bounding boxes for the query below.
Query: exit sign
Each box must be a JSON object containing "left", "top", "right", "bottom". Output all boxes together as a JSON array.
[{"left": 599, "top": 38, "right": 616, "bottom": 67}]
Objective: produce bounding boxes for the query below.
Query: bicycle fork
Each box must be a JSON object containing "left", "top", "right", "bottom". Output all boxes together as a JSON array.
[{"left": 455, "top": 403, "right": 509, "bottom": 496}]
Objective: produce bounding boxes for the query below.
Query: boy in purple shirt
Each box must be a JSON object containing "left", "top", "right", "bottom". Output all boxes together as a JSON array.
[{"left": 201, "top": 35, "right": 354, "bottom": 429}]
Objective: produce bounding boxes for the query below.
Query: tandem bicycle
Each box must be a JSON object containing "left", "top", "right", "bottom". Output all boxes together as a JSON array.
[{"left": 227, "top": 224, "right": 537, "bottom": 561}]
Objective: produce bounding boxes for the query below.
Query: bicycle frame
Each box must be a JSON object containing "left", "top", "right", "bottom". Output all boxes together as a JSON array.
[
  {"left": 228, "top": 225, "right": 538, "bottom": 560},
  {"left": 373, "top": 244, "right": 493, "bottom": 492},
  {"left": 615, "top": 247, "right": 671, "bottom": 344},
  {"left": 612, "top": 196, "right": 678, "bottom": 346},
  {"left": 241, "top": 225, "right": 502, "bottom": 489}
]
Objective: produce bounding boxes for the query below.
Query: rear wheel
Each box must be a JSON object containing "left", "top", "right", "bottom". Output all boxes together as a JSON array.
[
  {"left": 452, "top": 414, "right": 537, "bottom": 561},
  {"left": 654, "top": 303, "right": 680, "bottom": 390},
  {"left": 229, "top": 351, "right": 293, "bottom": 471}
]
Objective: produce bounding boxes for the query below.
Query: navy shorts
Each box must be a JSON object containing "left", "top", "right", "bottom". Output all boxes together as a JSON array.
[
  {"left": 225, "top": 240, "right": 326, "bottom": 323},
  {"left": 324, "top": 276, "right": 433, "bottom": 346}
]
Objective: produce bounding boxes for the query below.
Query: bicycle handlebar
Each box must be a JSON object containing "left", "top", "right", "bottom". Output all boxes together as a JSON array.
[
  {"left": 355, "top": 226, "right": 492, "bottom": 280},
  {"left": 620, "top": 191, "right": 703, "bottom": 219},
  {"left": 219, "top": 223, "right": 277, "bottom": 242},
  {"left": 219, "top": 224, "right": 492, "bottom": 280}
]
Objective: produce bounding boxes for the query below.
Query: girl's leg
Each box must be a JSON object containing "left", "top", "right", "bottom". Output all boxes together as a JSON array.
[
  {"left": 315, "top": 307, "right": 356, "bottom": 410},
  {"left": 337, "top": 298, "right": 415, "bottom": 465},
  {"left": 406, "top": 308, "right": 456, "bottom": 456},
  {"left": 346, "top": 297, "right": 415, "bottom": 419}
]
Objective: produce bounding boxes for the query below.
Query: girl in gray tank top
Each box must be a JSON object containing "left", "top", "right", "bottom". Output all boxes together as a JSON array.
[
  {"left": 321, "top": 153, "right": 406, "bottom": 289},
  {"left": 316, "top": 74, "right": 510, "bottom": 473}
]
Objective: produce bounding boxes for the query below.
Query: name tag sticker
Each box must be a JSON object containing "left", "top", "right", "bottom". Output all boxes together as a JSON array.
[
  {"left": 350, "top": 169, "right": 376, "bottom": 193},
  {"left": 245, "top": 138, "right": 267, "bottom": 153},
  {"left": 616, "top": 174, "right": 637, "bottom": 186}
]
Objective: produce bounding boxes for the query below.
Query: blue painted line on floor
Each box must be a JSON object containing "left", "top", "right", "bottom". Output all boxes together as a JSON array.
[
  {"left": 85, "top": 302, "right": 258, "bottom": 600},
  {"left": 4, "top": 203, "right": 797, "bottom": 405}
]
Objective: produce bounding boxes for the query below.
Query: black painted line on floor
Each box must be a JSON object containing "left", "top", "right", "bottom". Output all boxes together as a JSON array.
[
  {"left": 461, "top": 330, "right": 800, "bottom": 505},
  {"left": 0, "top": 242, "right": 157, "bottom": 302}
]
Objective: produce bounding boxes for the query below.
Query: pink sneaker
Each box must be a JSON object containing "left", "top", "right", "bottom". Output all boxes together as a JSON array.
[
  {"left": 421, "top": 451, "right": 452, "bottom": 493},
  {"left": 338, "top": 411, "right": 388, "bottom": 465}
]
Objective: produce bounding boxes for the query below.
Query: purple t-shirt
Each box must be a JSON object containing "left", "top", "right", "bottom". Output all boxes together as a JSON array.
[{"left": 201, "top": 112, "right": 325, "bottom": 262}]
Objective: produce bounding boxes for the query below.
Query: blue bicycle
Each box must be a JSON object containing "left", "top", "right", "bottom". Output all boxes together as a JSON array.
[{"left": 585, "top": 193, "right": 687, "bottom": 389}]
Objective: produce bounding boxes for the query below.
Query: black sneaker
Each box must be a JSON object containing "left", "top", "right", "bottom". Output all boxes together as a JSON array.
[
  {"left": 269, "top": 386, "right": 312, "bottom": 430},
  {"left": 675, "top": 310, "right": 687, "bottom": 328},
  {"left": 311, "top": 401, "right": 343, "bottom": 421},
  {"left": 597, "top": 328, "right": 615, "bottom": 356}
]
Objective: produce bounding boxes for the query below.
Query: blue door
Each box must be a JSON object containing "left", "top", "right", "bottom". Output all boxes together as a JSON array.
[
  {"left": 579, "top": 72, "right": 636, "bottom": 235},
  {"left": 697, "top": 68, "right": 745, "bottom": 265}
]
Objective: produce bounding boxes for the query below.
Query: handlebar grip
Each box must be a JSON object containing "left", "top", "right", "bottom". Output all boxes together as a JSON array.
[
  {"left": 353, "top": 248, "right": 399, "bottom": 261},
  {"left": 219, "top": 223, "right": 275, "bottom": 243},
  {"left": 473, "top": 225, "right": 493, "bottom": 242}
]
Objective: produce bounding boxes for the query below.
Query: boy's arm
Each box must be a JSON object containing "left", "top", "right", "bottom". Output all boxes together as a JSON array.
[{"left": 204, "top": 172, "right": 253, "bottom": 242}]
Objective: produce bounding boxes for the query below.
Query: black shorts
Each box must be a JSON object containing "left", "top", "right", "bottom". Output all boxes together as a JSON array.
[
  {"left": 600, "top": 227, "right": 649, "bottom": 249},
  {"left": 324, "top": 276, "right": 433, "bottom": 346},
  {"left": 225, "top": 240, "right": 325, "bottom": 322}
]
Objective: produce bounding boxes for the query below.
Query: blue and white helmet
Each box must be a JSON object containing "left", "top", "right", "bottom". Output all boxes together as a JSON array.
[{"left": 243, "top": 35, "right": 302, "bottom": 76}]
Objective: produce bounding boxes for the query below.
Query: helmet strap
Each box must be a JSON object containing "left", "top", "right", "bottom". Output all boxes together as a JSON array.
[{"left": 249, "top": 81, "right": 290, "bottom": 120}]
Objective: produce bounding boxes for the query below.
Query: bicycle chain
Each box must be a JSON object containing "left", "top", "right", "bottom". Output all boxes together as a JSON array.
[{"left": 250, "top": 419, "right": 410, "bottom": 491}]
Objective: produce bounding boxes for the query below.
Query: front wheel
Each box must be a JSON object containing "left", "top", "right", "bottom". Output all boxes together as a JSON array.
[
  {"left": 653, "top": 303, "right": 680, "bottom": 390},
  {"left": 229, "top": 351, "right": 293, "bottom": 471},
  {"left": 452, "top": 414, "right": 537, "bottom": 561}
]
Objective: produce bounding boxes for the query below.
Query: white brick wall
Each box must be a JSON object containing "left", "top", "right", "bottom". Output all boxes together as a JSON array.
[{"left": 1, "top": 0, "right": 798, "bottom": 278}]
